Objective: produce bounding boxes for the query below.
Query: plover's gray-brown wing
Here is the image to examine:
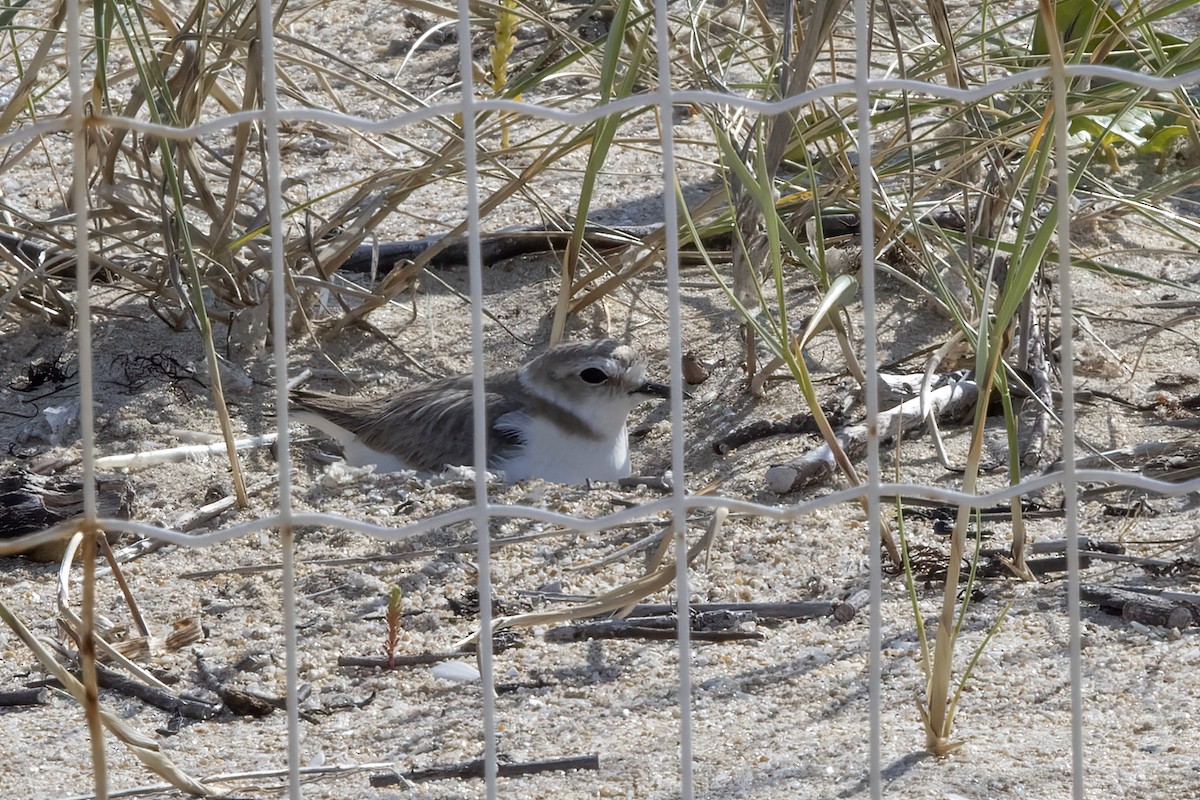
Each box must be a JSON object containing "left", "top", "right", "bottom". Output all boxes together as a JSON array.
[{"left": 291, "top": 374, "right": 526, "bottom": 472}]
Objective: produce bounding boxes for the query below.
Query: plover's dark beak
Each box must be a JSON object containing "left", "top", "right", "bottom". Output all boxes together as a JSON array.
[{"left": 633, "top": 381, "right": 672, "bottom": 399}]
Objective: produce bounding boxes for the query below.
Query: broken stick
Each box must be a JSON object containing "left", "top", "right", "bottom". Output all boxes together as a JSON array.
[{"left": 765, "top": 379, "right": 979, "bottom": 493}]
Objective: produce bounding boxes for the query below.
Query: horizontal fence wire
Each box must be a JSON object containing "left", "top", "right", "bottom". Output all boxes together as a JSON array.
[
  {"left": 3, "top": 1, "right": 1197, "bottom": 798},
  {"left": 11, "top": 469, "right": 1200, "bottom": 557},
  {"left": 6, "top": 65, "right": 1199, "bottom": 150}
]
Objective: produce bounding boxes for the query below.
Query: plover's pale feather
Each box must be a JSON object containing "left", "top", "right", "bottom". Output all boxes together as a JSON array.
[
  {"left": 290, "top": 339, "right": 667, "bottom": 483},
  {"left": 289, "top": 408, "right": 414, "bottom": 472},
  {"left": 291, "top": 375, "right": 524, "bottom": 472}
]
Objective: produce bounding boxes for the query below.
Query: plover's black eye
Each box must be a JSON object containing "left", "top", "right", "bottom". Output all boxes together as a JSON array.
[{"left": 579, "top": 367, "right": 608, "bottom": 384}]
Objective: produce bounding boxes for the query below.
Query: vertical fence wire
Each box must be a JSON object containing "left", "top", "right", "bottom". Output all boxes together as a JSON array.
[
  {"left": 649, "top": 0, "right": 696, "bottom": 795},
  {"left": 1047, "top": 19, "right": 1087, "bottom": 800},
  {"left": 255, "top": 0, "right": 303, "bottom": 794},
  {"left": 19, "top": 1, "right": 1200, "bottom": 797},
  {"left": 853, "top": 0, "right": 885, "bottom": 796},
  {"left": 454, "top": 0, "right": 502, "bottom": 793}
]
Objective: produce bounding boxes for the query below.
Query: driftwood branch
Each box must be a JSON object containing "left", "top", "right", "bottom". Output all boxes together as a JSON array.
[
  {"left": 1081, "top": 584, "right": 1196, "bottom": 629},
  {"left": 0, "top": 472, "right": 134, "bottom": 560},
  {"left": 766, "top": 378, "right": 979, "bottom": 493}
]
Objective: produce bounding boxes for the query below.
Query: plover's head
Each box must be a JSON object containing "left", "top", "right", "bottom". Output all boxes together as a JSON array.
[{"left": 522, "top": 339, "right": 669, "bottom": 413}]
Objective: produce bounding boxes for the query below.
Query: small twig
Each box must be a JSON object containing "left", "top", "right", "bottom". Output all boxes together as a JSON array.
[
  {"left": 546, "top": 609, "right": 760, "bottom": 642},
  {"left": 369, "top": 754, "right": 601, "bottom": 787},
  {"left": 286, "top": 367, "right": 312, "bottom": 391},
  {"left": 337, "top": 652, "right": 464, "bottom": 669},
  {"left": 1029, "top": 537, "right": 1125, "bottom": 555},
  {"left": 96, "top": 532, "right": 150, "bottom": 642},
  {"left": 165, "top": 429, "right": 223, "bottom": 444},
  {"left": 625, "top": 600, "right": 836, "bottom": 620},
  {"left": 1044, "top": 439, "right": 1198, "bottom": 474},
  {"left": 94, "top": 434, "right": 276, "bottom": 471},
  {"left": 90, "top": 661, "right": 221, "bottom": 720},
  {"left": 616, "top": 473, "right": 674, "bottom": 492},
  {"left": 172, "top": 473, "right": 281, "bottom": 532},
  {"left": 712, "top": 412, "right": 821, "bottom": 454},
  {"left": 544, "top": 621, "right": 763, "bottom": 642},
  {"left": 1018, "top": 294, "right": 1053, "bottom": 469},
  {"left": 1111, "top": 585, "right": 1200, "bottom": 606},
  {"left": 1064, "top": 551, "right": 1176, "bottom": 569},
  {"left": 0, "top": 687, "right": 48, "bottom": 706},
  {"left": 833, "top": 589, "right": 871, "bottom": 622},
  {"left": 895, "top": 499, "right": 1065, "bottom": 520},
  {"left": 566, "top": 524, "right": 667, "bottom": 571},
  {"left": 59, "top": 762, "right": 399, "bottom": 799},
  {"left": 980, "top": 554, "right": 1092, "bottom": 577}
]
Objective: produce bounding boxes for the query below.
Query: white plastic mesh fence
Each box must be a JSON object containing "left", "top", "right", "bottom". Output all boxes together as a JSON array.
[{"left": 3, "top": 0, "right": 1200, "bottom": 798}]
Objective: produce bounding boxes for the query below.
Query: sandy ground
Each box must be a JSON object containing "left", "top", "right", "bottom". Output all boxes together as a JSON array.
[{"left": 3, "top": 2, "right": 1200, "bottom": 799}]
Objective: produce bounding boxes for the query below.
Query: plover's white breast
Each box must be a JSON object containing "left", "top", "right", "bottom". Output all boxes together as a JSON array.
[{"left": 493, "top": 411, "right": 631, "bottom": 483}]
